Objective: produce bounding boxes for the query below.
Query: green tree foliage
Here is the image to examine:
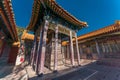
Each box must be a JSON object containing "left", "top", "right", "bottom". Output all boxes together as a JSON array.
[{"left": 16, "top": 26, "right": 25, "bottom": 40}]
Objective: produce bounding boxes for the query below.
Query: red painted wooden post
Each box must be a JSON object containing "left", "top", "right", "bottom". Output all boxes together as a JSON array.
[
  {"left": 37, "top": 20, "right": 49, "bottom": 75},
  {"left": 75, "top": 33, "right": 80, "bottom": 65},
  {"left": 70, "top": 31, "right": 75, "bottom": 66},
  {"left": 54, "top": 26, "right": 58, "bottom": 71}
]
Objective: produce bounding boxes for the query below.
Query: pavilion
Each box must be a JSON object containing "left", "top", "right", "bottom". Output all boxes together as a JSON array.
[{"left": 26, "top": 0, "right": 87, "bottom": 75}]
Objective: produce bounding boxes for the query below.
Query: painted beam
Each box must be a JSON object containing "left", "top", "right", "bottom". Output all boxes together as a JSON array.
[{"left": 49, "top": 23, "right": 76, "bottom": 37}]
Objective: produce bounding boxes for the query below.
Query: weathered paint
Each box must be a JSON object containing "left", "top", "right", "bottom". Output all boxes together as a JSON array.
[
  {"left": 70, "top": 31, "right": 75, "bottom": 66},
  {"left": 54, "top": 26, "right": 58, "bottom": 71}
]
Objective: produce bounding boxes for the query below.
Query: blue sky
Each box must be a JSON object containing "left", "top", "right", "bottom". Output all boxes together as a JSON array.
[{"left": 12, "top": 0, "right": 120, "bottom": 36}]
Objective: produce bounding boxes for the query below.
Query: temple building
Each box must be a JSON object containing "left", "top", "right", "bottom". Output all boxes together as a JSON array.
[
  {"left": 1, "top": 0, "right": 120, "bottom": 79},
  {"left": 26, "top": 0, "right": 87, "bottom": 75},
  {"left": 0, "top": 0, "right": 19, "bottom": 64},
  {"left": 75, "top": 21, "right": 120, "bottom": 67}
]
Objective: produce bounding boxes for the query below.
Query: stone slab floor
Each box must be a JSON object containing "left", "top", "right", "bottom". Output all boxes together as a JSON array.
[
  {"left": 0, "top": 47, "right": 28, "bottom": 80},
  {"left": 52, "top": 63, "right": 120, "bottom": 80},
  {"left": 28, "top": 60, "right": 120, "bottom": 80},
  {"left": 0, "top": 58, "right": 120, "bottom": 80}
]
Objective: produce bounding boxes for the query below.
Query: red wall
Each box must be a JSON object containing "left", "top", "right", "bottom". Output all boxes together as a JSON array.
[
  {"left": 0, "top": 41, "right": 6, "bottom": 57},
  {"left": 8, "top": 45, "right": 19, "bottom": 64}
]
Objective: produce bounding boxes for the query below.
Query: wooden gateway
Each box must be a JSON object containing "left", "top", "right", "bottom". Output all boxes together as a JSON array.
[{"left": 27, "top": 0, "right": 87, "bottom": 75}]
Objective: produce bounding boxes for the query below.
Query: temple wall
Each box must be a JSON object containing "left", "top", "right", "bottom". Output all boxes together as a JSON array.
[
  {"left": 8, "top": 44, "right": 19, "bottom": 63},
  {"left": 0, "top": 41, "right": 11, "bottom": 64},
  {"left": 78, "top": 36, "right": 120, "bottom": 67},
  {"left": 0, "top": 40, "right": 6, "bottom": 57}
]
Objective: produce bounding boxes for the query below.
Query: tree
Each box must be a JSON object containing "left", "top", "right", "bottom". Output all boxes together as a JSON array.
[{"left": 16, "top": 26, "right": 25, "bottom": 41}]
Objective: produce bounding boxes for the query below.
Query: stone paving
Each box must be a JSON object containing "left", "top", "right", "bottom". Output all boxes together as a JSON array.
[
  {"left": 1, "top": 58, "right": 120, "bottom": 80},
  {"left": 0, "top": 56, "right": 28, "bottom": 80},
  {"left": 26, "top": 59, "right": 96, "bottom": 80},
  {"left": 0, "top": 48, "right": 14, "bottom": 80},
  {"left": 26, "top": 60, "right": 120, "bottom": 80},
  {"left": 0, "top": 57, "right": 14, "bottom": 79},
  {"left": 52, "top": 62, "right": 120, "bottom": 80}
]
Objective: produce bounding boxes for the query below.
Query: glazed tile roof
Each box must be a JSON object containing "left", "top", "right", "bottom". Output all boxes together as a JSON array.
[
  {"left": 77, "top": 21, "right": 120, "bottom": 41},
  {"left": 0, "top": 0, "right": 18, "bottom": 41},
  {"left": 27, "top": 0, "right": 87, "bottom": 30}
]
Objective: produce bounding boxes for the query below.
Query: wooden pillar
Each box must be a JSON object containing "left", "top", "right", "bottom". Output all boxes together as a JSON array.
[
  {"left": 54, "top": 26, "right": 58, "bottom": 71},
  {"left": 70, "top": 31, "right": 75, "bottom": 66},
  {"left": 75, "top": 33, "right": 80, "bottom": 65},
  {"left": 67, "top": 44, "right": 70, "bottom": 59},
  {"left": 35, "top": 27, "right": 43, "bottom": 72},
  {"left": 30, "top": 38, "right": 35, "bottom": 63},
  {"left": 106, "top": 43, "right": 109, "bottom": 53},
  {"left": 37, "top": 20, "right": 49, "bottom": 75},
  {"left": 107, "top": 42, "right": 112, "bottom": 53},
  {"left": 33, "top": 41, "right": 38, "bottom": 66},
  {"left": 95, "top": 40, "right": 101, "bottom": 59},
  {"left": 31, "top": 34, "right": 37, "bottom": 66},
  {"left": 114, "top": 40, "right": 119, "bottom": 52},
  {"left": 101, "top": 43, "right": 105, "bottom": 53}
]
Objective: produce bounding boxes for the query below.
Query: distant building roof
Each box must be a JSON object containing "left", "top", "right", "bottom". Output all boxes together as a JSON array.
[
  {"left": 21, "top": 30, "right": 34, "bottom": 41},
  {"left": 77, "top": 21, "right": 120, "bottom": 41}
]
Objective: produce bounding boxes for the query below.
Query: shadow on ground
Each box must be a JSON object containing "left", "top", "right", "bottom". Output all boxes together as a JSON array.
[
  {"left": 29, "top": 60, "right": 120, "bottom": 80},
  {"left": 0, "top": 57, "right": 14, "bottom": 78}
]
